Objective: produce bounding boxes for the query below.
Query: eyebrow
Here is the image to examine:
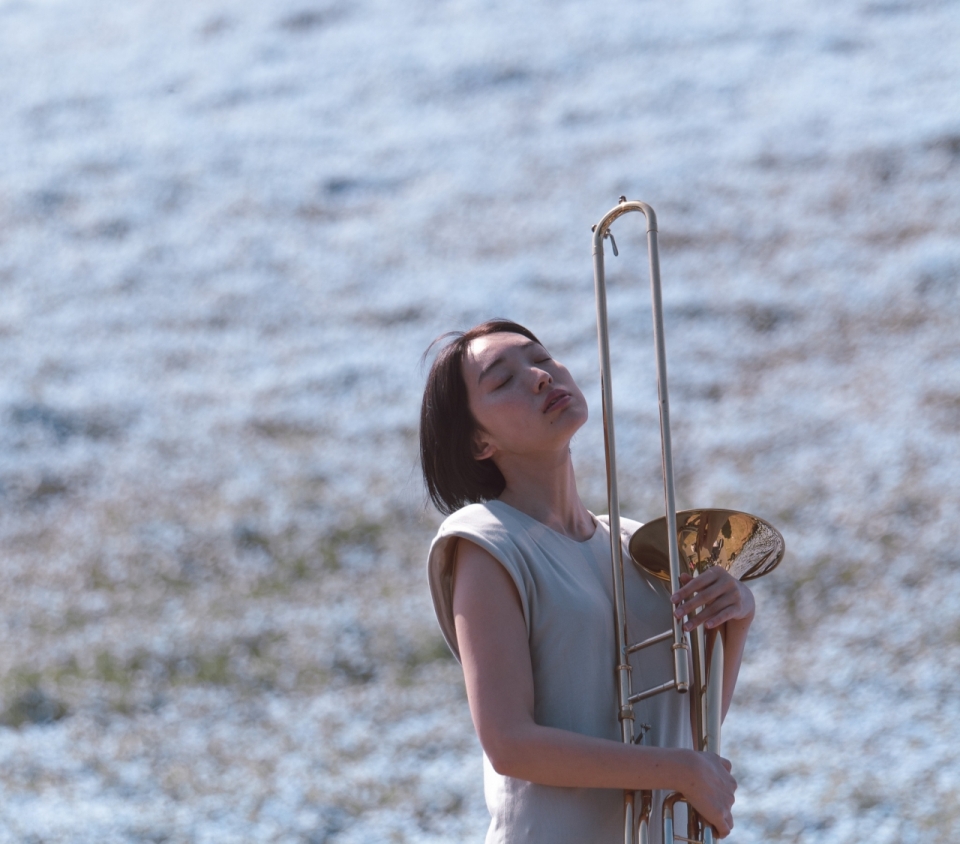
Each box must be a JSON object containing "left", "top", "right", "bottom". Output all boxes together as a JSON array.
[{"left": 477, "top": 340, "right": 537, "bottom": 384}]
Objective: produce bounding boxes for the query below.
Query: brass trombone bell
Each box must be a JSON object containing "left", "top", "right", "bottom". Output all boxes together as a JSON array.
[{"left": 629, "top": 508, "right": 786, "bottom": 584}]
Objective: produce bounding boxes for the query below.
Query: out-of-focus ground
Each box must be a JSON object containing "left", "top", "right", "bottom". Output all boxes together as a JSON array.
[{"left": 1, "top": 0, "right": 959, "bottom": 841}]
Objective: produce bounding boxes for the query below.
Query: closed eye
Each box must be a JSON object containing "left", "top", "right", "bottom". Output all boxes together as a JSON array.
[{"left": 494, "top": 375, "right": 512, "bottom": 389}]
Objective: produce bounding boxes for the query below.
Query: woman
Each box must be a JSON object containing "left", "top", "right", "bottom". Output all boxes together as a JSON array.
[{"left": 421, "top": 320, "right": 754, "bottom": 843}]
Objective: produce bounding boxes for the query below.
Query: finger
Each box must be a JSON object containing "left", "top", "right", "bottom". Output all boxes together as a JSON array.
[
  {"left": 671, "top": 575, "right": 693, "bottom": 603},
  {"left": 704, "top": 606, "right": 737, "bottom": 630},
  {"left": 672, "top": 573, "right": 721, "bottom": 608},
  {"left": 675, "top": 586, "right": 724, "bottom": 618},
  {"left": 674, "top": 580, "right": 732, "bottom": 618},
  {"left": 683, "top": 566, "right": 731, "bottom": 597},
  {"left": 701, "top": 599, "right": 740, "bottom": 631},
  {"left": 682, "top": 596, "right": 739, "bottom": 631},
  {"left": 671, "top": 568, "right": 721, "bottom": 603}
]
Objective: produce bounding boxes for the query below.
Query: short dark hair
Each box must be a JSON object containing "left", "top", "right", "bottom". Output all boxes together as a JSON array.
[{"left": 419, "top": 319, "right": 543, "bottom": 515}]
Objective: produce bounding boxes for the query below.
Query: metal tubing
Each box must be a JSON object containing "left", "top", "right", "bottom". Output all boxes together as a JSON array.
[
  {"left": 592, "top": 200, "right": 689, "bottom": 722},
  {"left": 663, "top": 794, "right": 680, "bottom": 844},
  {"left": 623, "top": 790, "right": 636, "bottom": 844},
  {"left": 690, "top": 626, "right": 707, "bottom": 752},
  {"left": 637, "top": 791, "right": 652, "bottom": 844},
  {"left": 626, "top": 628, "right": 674, "bottom": 655},
  {"left": 646, "top": 227, "right": 690, "bottom": 694},
  {"left": 591, "top": 198, "right": 786, "bottom": 844},
  {"left": 664, "top": 815, "right": 674, "bottom": 844},
  {"left": 706, "top": 635, "right": 724, "bottom": 755},
  {"left": 628, "top": 678, "right": 678, "bottom": 705},
  {"left": 593, "top": 208, "right": 636, "bottom": 844},
  {"left": 591, "top": 198, "right": 695, "bottom": 844}
]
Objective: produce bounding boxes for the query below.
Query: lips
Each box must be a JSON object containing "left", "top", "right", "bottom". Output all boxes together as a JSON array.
[{"left": 542, "top": 389, "right": 571, "bottom": 413}]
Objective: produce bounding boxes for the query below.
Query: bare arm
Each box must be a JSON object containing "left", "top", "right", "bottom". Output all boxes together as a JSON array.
[
  {"left": 671, "top": 570, "right": 756, "bottom": 720},
  {"left": 453, "top": 538, "right": 737, "bottom": 836}
]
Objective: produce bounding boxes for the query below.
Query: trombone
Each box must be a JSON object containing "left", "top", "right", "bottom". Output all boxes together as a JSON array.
[{"left": 591, "top": 197, "right": 785, "bottom": 844}]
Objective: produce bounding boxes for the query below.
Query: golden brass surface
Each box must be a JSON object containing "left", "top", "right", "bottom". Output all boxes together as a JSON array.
[{"left": 629, "top": 508, "right": 785, "bottom": 584}]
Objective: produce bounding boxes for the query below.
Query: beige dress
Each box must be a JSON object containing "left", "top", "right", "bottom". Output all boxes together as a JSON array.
[{"left": 427, "top": 500, "right": 691, "bottom": 844}]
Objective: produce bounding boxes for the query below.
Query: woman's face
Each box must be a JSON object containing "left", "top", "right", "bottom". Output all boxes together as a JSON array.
[{"left": 462, "top": 332, "right": 588, "bottom": 462}]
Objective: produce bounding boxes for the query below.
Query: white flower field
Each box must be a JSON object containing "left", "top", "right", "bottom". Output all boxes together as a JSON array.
[{"left": 0, "top": 0, "right": 958, "bottom": 840}]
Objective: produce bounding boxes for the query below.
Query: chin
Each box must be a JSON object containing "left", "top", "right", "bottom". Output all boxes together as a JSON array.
[{"left": 559, "top": 402, "right": 589, "bottom": 435}]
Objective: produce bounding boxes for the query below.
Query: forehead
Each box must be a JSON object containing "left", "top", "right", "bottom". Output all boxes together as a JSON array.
[
  {"left": 462, "top": 332, "right": 539, "bottom": 384},
  {"left": 464, "top": 332, "right": 535, "bottom": 368}
]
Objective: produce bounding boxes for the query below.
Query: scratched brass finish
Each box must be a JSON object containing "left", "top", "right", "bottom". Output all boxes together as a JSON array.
[{"left": 629, "top": 509, "right": 785, "bottom": 584}]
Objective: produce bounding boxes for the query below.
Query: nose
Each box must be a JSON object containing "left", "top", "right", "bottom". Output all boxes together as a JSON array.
[{"left": 532, "top": 366, "right": 552, "bottom": 392}]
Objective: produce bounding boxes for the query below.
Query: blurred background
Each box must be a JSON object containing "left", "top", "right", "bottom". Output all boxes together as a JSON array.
[{"left": 1, "top": 0, "right": 958, "bottom": 840}]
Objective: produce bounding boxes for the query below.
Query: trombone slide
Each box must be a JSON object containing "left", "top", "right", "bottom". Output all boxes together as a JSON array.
[{"left": 590, "top": 198, "right": 784, "bottom": 844}]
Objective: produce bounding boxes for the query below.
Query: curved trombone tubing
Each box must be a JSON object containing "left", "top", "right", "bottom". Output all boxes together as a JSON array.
[
  {"left": 592, "top": 197, "right": 690, "bottom": 844},
  {"left": 591, "top": 198, "right": 785, "bottom": 844}
]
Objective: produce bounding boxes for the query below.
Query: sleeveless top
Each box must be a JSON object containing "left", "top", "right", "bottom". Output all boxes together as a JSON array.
[{"left": 426, "top": 500, "right": 691, "bottom": 844}]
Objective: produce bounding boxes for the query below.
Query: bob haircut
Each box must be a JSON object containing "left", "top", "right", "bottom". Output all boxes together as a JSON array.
[{"left": 420, "top": 319, "right": 543, "bottom": 515}]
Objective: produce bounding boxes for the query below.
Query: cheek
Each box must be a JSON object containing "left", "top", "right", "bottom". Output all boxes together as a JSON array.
[
  {"left": 473, "top": 394, "right": 535, "bottom": 444},
  {"left": 483, "top": 393, "right": 527, "bottom": 425},
  {"left": 468, "top": 392, "right": 514, "bottom": 435},
  {"left": 568, "top": 380, "right": 588, "bottom": 411}
]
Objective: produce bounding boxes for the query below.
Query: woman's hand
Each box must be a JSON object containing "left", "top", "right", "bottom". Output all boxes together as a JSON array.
[
  {"left": 671, "top": 568, "right": 755, "bottom": 632},
  {"left": 678, "top": 750, "right": 737, "bottom": 838}
]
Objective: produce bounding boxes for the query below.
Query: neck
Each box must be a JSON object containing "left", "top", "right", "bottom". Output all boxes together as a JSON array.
[{"left": 494, "top": 449, "right": 595, "bottom": 541}]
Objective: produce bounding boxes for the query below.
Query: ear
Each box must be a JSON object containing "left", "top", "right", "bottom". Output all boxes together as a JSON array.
[{"left": 472, "top": 430, "right": 496, "bottom": 462}]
